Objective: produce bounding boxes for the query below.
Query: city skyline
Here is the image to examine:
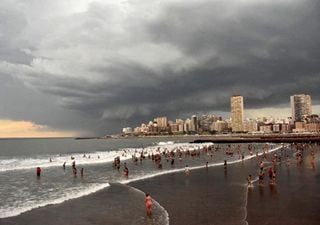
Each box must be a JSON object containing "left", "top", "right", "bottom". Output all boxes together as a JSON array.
[
  {"left": 125, "top": 93, "right": 319, "bottom": 135},
  {"left": 0, "top": 0, "right": 320, "bottom": 137}
]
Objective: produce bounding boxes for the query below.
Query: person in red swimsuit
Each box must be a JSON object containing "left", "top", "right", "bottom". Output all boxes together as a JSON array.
[{"left": 145, "top": 193, "right": 152, "bottom": 215}]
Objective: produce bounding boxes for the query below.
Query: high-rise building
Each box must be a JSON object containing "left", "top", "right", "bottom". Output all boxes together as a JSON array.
[
  {"left": 154, "top": 117, "right": 168, "bottom": 129},
  {"left": 184, "top": 118, "right": 191, "bottom": 133},
  {"left": 230, "top": 95, "right": 244, "bottom": 132},
  {"left": 176, "top": 119, "right": 185, "bottom": 133},
  {"left": 190, "top": 115, "right": 198, "bottom": 132},
  {"left": 290, "top": 94, "right": 312, "bottom": 122}
]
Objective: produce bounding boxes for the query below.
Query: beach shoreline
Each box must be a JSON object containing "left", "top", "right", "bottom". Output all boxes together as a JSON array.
[{"left": 0, "top": 143, "right": 319, "bottom": 225}]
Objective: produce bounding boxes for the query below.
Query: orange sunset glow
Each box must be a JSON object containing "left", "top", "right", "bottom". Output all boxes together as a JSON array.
[{"left": 0, "top": 120, "right": 77, "bottom": 138}]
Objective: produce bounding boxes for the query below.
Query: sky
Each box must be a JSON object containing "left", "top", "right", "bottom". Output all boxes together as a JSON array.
[{"left": 0, "top": 0, "right": 319, "bottom": 137}]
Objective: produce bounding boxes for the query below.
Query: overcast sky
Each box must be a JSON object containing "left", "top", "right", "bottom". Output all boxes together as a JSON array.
[{"left": 0, "top": 0, "right": 319, "bottom": 137}]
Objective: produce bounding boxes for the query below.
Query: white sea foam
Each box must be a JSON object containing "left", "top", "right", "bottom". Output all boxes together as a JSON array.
[
  {"left": 0, "top": 183, "right": 110, "bottom": 218},
  {"left": 0, "top": 152, "right": 118, "bottom": 172},
  {"left": 0, "top": 142, "right": 213, "bottom": 172},
  {"left": 157, "top": 141, "right": 175, "bottom": 146}
]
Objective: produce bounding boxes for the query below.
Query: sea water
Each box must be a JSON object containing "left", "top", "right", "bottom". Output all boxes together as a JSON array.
[{"left": 0, "top": 137, "right": 280, "bottom": 222}]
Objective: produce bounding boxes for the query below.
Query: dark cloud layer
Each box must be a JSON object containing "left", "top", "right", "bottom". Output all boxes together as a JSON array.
[{"left": 0, "top": 0, "right": 320, "bottom": 135}]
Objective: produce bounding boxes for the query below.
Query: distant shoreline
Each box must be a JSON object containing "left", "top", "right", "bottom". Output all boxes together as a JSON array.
[
  {"left": 96, "top": 133, "right": 320, "bottom": 143},
  {"left": 2, "top": 133, "right": 318, "bottom": 142},
  {"left": 191, "top": 134, "right": 320, "bottom": 143}
]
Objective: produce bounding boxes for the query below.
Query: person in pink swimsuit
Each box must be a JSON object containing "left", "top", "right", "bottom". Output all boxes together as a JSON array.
[{"left": 145, "top": 193, "right": 152, "bottom": 215}]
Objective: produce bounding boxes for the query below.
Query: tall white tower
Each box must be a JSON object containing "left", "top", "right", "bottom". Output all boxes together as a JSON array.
[
  {"left": 231, "top": 95, "right": 244, "bottom": 132},
  {"left": 290, "top": 94, "right": 312, "bottom": 122}
]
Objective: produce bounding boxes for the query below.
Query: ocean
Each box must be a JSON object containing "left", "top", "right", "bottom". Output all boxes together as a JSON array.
[{"left": 0, "top": 137, "right": 283, "bottom": 224}]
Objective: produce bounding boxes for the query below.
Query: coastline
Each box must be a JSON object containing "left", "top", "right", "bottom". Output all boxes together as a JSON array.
[{"left": 96, "top": 133, "right": 320, "bottom": 143}]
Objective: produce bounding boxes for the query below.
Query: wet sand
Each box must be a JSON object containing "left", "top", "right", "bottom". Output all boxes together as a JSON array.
[
  {"left": 131, "top": 145, "right": 320, "bottom": 225},
  {"left": 131, "top": 162, "right": 251, "bottom": 225},
  {"left": 1, "top": 145, "right": 319, "bottom": 225}
]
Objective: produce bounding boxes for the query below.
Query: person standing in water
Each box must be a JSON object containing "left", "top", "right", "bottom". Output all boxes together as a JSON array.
[
  {"left": 123, "top": 163, "right": 129, "bottom": 177},
  {"left": 145, "top": 193, "right": 153, "bottom": 215},
  {"left": 80, "top": 168, "right": 84, "bottom": 177},
  {"left": 36, "top": 167, "right": 41, "bottom": 177}
]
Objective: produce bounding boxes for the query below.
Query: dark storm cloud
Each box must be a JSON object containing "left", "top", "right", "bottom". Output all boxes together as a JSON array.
[{"left": 1, "top": 0, "right": 320, "bottom": 135}]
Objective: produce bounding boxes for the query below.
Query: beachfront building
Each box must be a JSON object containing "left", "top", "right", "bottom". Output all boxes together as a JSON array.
[
  {"left": 230, "top": 95, "right": 244, "bottom": 132},
  {"left": 198, "top": 115, "right": 222, "bottom": 133},
  {"left": 122, "top": 127, "right": 133, "bottom": 134},
  {"left": 305, "top": 123, "right": 320, "bottom": 132},
  {"left": 176, "top": 119, "right": 185, "bottom": 133},
  {"left": 154, "top": 117, "right": 168, "bottom": 129},
  {"left": 134, "top": 126, "right": 141, "bottom": 134},
  {"left": 280, "top": 123, "right": 291, "bottom": 133},
  {"left": 140, "top": 123, "right": 149, "bottom": 133},
  {"left": 243, "top": 119, "right": 258, "bottom": 133},
  {"left": 272, "top": 124, "right": 281, "bottom": 133},
  {"left": 147, "top": 121, "right": 159, "bottom": 134},
  {"left": 189, "top": 115, "right": 198, "bottom": 133},
  {"left": 184, "top": 118, "right": 191, "bottom": 133},
  {"left": 210, "top": 120, "right": 228, "bottom": 133},
  {"left": 290, "top": 94, "right": 312, "bottom": 122},
  {"left": 292, "top": 122, "right": 305, "bottom": 133},
  {"left": 259, "top": 124, "right": 273, "bottom": 133}
]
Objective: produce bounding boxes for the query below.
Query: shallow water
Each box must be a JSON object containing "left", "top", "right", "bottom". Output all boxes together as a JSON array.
[{"left": 246, "top": 144, "right": 320, "bottom": 225}]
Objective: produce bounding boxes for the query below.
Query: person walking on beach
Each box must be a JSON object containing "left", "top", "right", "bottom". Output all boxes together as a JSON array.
[
  {"left": 258, "top": 171, "right": 264, "bottom": 186},
  {"left": 247, "top": 174, "right": 253, "bottom": 188},
  {"left": 259, "top": 161, "right": 264, "bottom": 172},
  {"left": 271, "top": 170, "right": 276, "bottom": 185},
  {"left": 171, "top": 158, "right": 175, "bottom": 167},
  {"left": 268, "top": 167, "right": 273, "bottom": 181},
  {"left": 185, "top": 165, "right": 190, "bottom": 176},
  {"left": 224, "top": 159, "right": 227, "bottom": 170},
  {"left": 145, "top": 193, "right": 153, "bottom": 216}
]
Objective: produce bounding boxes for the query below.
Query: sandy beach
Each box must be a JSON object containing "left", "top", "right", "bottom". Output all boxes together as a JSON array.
[{"left": 1, "top": 144, "right": 319, "bottom": 225}]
